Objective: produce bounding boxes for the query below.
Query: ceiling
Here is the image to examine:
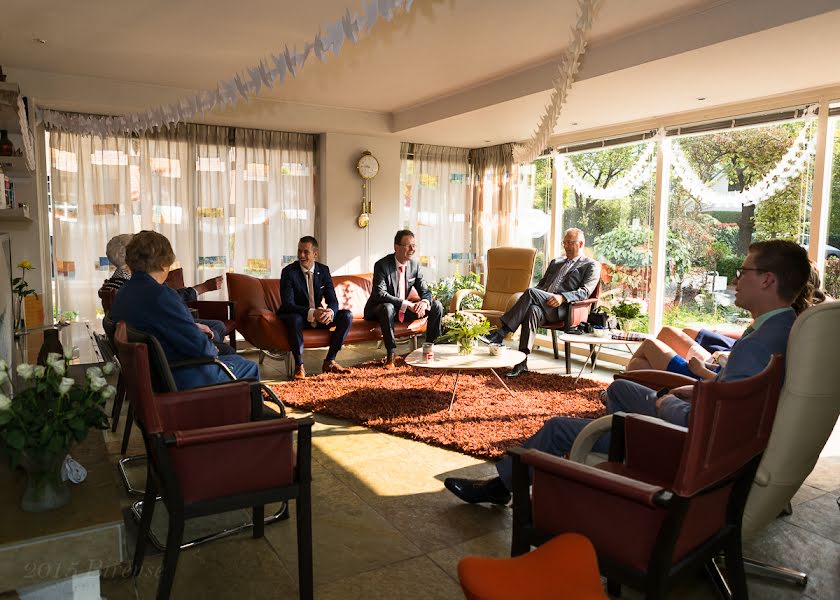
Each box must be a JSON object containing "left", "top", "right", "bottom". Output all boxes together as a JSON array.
[{"left": 3, "top": 0, "right": 839, "bottom": 147}]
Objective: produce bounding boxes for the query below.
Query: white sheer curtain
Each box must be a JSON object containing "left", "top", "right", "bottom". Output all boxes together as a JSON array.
[
  {"left": 233, "top": 130, "right": 316, "bottom": 277},
  {"left": 49, "top": 122, "right": 314, "bottom": 321},
  {"left": 399, "top": 143, "right": 471, "bottom": 281}
]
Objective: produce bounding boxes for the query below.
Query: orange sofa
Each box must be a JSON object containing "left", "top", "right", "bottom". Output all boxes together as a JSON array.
[{"left": 226, "top": 272, "right": 427, "bottom": 374}]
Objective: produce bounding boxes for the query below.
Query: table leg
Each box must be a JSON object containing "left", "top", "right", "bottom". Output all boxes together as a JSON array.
[
  {"left": 489, "top": 368, "right": 517, "bottom": 399},
  {"left": 431, "top": 371, "right": 446, "bottom": 388},
  {"left": 448, "top": 370, "right": 461, "bottom": 412},
  {"left": 574, "top": 347, "right": 598, "bottom": 388}
]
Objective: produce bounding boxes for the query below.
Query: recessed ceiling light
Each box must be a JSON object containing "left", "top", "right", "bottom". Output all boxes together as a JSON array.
[
  {"left": 32, "top": 37, "right": 47, "bottom": 44},
  {"left": 483, "top": 139, "right": 491, "bottom": 143},
  {"left": 696, "top": 97, "right": 707, "bottom": 101},
  {"left": 570, "top": 122, "right": 578, "bottom": 126}
]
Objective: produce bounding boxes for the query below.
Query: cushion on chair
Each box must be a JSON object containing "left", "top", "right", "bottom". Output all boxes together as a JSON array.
[{"left": 457, "top": 533, "right": 607, "bottom": 600}]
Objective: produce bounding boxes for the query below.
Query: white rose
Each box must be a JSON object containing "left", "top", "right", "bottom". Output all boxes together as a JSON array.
[
  {"left": 0, "top": 393, "right": 11, "bottom": 411},
  {"left": 0, "top": 370, "right": 7, "bottom": 386},
  {"left": 58, "top": 377, "right": 75, "bottom": 396},
  {"left": 33, "top": 366, "right": 46, "bottom": 379},
  {"left": 46, "top": 352, "right": 63, "bottom": 366},
  {"left": 89, "top": 377, "right": 107, "bottom": 392},
  {"left": 64, "top": 347, "right": 75, "bottom": 360},
  {"left": 101, "top": 385, "right": 116, "bottom": 400},
  {"left": 102, "top": 362, "right": 116, "bottom": 376},
  {"left": 16, "top": 364, "right": 34, "bottom": 380},
  {"left": 0, "top": 359, "right": 7, "bottom": 372},
  {"left": 49, "top": 360, "right": 66, "bottom": 377},
  {"left": 86, "top": 366, "right": 103, "bottom": 380}
]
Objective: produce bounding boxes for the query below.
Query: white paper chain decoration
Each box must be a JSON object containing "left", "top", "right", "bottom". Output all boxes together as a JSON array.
[
  {"left": 16, "top": 94, "right": 36, "bottom": 171},
  {"left": 36, "top": 0, "right": 414, "bottom": 137},
  {"left": 668, "top": 108, "right": 818, "bottom": 207},
  {"left": 512, "top": 0, "right": 603, "bottom": 165},
  {"left": 557, "top": 141, "right": 656, "bottom": 200}
]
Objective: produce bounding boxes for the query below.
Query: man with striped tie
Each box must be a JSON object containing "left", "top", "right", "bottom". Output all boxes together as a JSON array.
[{"left": 479, "top": 227, "right": 601, "bottom": 378}]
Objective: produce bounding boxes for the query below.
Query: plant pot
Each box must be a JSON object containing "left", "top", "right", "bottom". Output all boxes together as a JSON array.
[
  {"left": 20, "top": 449, "right": 71, "bottom": 512},
  {"left": 457, "top": 338, "right": 474, "bottom": 355}
]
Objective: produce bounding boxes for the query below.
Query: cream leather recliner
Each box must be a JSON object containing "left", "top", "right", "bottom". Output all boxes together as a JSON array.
[
  {"left": 569, "top": 300, "right": 840, "bottom": 587},
  {"left": 450, "top": 247, "right": 537, "bottom": 330}
]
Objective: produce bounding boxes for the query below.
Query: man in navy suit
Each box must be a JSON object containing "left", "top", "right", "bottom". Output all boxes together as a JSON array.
[
  {"left": 363, "top": 230, "right": 443, "bottom": 369},
  {"left": 277, "top": 236, "right": 352, "bottom": 380}
]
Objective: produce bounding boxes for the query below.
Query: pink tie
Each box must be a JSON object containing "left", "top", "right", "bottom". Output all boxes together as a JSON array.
[{"left": 398, "top": 265, "right": 406, "bottom": 322}]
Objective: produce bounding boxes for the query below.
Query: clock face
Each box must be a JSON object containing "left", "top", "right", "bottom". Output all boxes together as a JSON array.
[{"left": 357, "top": 154, "right": 379, "bottom": 179}]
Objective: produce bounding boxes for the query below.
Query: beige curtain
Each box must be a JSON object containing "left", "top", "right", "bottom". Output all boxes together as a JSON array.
[
  {"left": 399, "top": 143, "right": 471, "bottom": 281},
  {"left": 233, "top": 129, "right": 315, "bottom": 278},
  {"left": 468, "top": 143, "right": 521, "bottom": 275}
]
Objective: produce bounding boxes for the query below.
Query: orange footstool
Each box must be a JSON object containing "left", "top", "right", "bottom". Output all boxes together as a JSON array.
[{"left": 457, "top": 533, "right": 606, "bottom": 600}]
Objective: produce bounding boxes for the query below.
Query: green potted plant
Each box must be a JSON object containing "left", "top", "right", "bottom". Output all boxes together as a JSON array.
[
  {"left": 429, "top": 271, "right": 485, "bottom": 312},
  {"left": 12, "top": 259, "right": 37, "bottom": 334},
  {"left": 437, "top": 312, "right": 492, "bottom": 355},
  {"left": 0, "top": 352, "right": 115, "bottom": 512},
  {"left": 604, "top": 297, "right": 648, "bottom": 333}
]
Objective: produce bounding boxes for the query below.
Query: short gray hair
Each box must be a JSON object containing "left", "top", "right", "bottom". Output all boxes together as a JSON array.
[
  {"left": 106, "top": 234, "right": 134, "bottom": 269},
  {"left": 564, "top": 227, "right": 585, "bottom": 243}
]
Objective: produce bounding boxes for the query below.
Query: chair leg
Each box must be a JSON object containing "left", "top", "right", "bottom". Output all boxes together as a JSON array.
[
  {"left": 121, "top": 401, "right": 134, "bottom": 455},
  {"left": 229, "top": 330, "right": 236, "bottom": 349},
  {"left": 724, "top": 537, "right": 748, "bottom": 599},
  {"left": 110, "top": 376, "right": 126, "bottom": 432},
  {"left": 564, "top": 341, "right": 571, "bottom": 374},
  {"left": 253, "top": 505, "right": 265, "bottom": 539},
  {"left": 297, "top": 491, "right": 314, "bottom": 600},
  {"left": 706, "top": 558, "right": 733, "bottom": 600},
  {"left": 551, "top": 329, "right": 559, "bottom": 359},
  {"left": 258, "top": 350, "right": 265, "bottom": 365},
  {"left": 157, "top": 511, "right": 185, "bottom": 600},
  {"left": 743, "top": 557, "right": 807, "bottom": 586},
  {"left": 132, "top": 475, "right": 158, "bottom": 577}
]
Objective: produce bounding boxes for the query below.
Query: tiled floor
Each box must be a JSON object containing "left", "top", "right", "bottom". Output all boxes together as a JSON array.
[{"left": 95, "top": 341, "right": 840, "bottom": 599}]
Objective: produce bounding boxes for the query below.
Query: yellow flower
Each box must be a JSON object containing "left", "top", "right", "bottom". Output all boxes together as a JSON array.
[{"left": 17, "top": 260, "right": 33, "bottom": 270}]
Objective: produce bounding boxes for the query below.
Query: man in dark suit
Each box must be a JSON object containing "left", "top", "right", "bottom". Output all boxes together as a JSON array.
[
  {"left": 363, "top": 229, "right": 444, "bottom": 369},
  {"left": 277, "top": 236, "right": 353, "bottom": 380},
  {"left": 479, "top": 228, "right": 601, "bottom": 378}
]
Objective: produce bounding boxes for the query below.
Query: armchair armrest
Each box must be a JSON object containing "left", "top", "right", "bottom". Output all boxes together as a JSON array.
[
  {"left": 188, "top": 299, "right": 235, "bottom": 322},
  {"left": 450, "top": 289, "right": 485, "bottom": 313},
  {"left": 565, "top": 297, "right": 598, "bottom": 329},
  {"left": 516, "top": 448, "right": 670, "bottom": 507},
  {"left": 156, "top": 381, "right": 252, "bottom": 431},
  {"left": 568, "top": 415, "right": 614, "bottom": 464},
  {"left": 172, "top": 417, "right": 303, "bottom": 448},
  {"left": 614, "top": 369, "right": 696, "bottom": 390}
]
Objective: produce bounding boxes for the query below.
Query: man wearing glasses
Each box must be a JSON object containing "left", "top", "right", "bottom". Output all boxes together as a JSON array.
[
  {"left": 364, "top": 229, "right": 443, "bottom": 369},
  {"left": 478, "top": 227, "right": 601, "bottom": 378},
  {"left": 445, "top": 239, "right": 810, "bottom": 506}
]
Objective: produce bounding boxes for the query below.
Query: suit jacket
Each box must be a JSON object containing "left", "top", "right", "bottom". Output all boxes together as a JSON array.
[
  {"left": 536, "top": 255, "right": 601, "bottom": 303},
  {"left": 364, "top": 254, "right": 432, "bottom": 317},
  {"left": 658, "top": 308, "right": 797, "bottom": 426},
  {"left": 278, "top": 261, "right": 339, "bottom": 317}
]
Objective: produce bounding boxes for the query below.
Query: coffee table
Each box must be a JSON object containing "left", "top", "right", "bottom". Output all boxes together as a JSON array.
[
  {"left": 405, "top": 344, "right": 526, "bottom": 412},
  {"left": 555, "top": 332, "right": 649, "bottom": 387}
]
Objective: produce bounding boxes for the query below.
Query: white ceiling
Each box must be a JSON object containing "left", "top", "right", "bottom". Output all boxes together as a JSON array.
[{"left": 3, "top": 0, "right": 839, "bottom": 147}]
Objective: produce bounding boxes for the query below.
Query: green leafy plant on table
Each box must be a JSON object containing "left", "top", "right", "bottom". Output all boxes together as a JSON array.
[
  {"left": 437, "top": 312, "right": 492, "bottom": 355},
  {"left": 0, "top": 353, "right": 115, "bottom": 511},
  {"left": 429, "top": 271, "right": 485, "bottom": 312}
]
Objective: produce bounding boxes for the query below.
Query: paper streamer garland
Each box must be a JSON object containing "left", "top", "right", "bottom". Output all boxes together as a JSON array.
[
  {"left": 37, "top": 0, "right": 414, "bottom": 137},
  {"left": 558, "top": 140, "right": 656, "bottom": 200},
  {"left": 512, "top": 0, "right": 603, "bottom": 165}
]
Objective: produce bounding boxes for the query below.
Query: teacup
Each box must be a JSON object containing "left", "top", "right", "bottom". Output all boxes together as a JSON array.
[
  {"left": 488, "top": 343, "right": 506, "bottom": 356},
  {"left": 592, "top": 328, "right": 610, "bottom": 338}
]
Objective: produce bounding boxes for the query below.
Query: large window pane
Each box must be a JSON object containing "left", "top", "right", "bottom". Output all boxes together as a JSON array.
[
  {"left": 666, "top": 118, "right": 815, "bottom": 328},
  {"left": 825, "top": 112, "right": 840, "bottom": 298},
  {"left": 516, "top": 157, "right": 552, "bottom": 284},
  {"left": 561, "top": 142, "right": 656, "bottom": 332}
]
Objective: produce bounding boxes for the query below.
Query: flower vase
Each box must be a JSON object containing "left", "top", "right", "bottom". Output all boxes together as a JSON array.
[
  {"left": 20, "top": 450, "right": 71, "bottom": 512},
  {"left": 14, "top": 298, "right": 26, "bottom": 337},
  {"left": 457, "top": 338, "right": 474, "bottom": 355}
]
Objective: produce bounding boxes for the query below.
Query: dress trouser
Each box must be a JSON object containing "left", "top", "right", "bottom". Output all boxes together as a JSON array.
[
  {"left": 365, "top": 300, "right": 444, "bottom": 352},
  {"left": 277, "top": 310, "right": 354, "bottom": 365},
  {"left": 499, "top": 288, "right": 567, "bottom": 354}
]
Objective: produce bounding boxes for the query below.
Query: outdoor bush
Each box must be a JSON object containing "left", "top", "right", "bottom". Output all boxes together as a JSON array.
[
  {"left": 825, "top": 256, "right": 840, "bottom": 298},
  {"left": 716, "top": 254, "right": 744, "bottom": 280},
  {"left": 713, "top": 222, "right": 739, "bottom": 251},
  {"left": 429, "top": 271, "right": 484, "bottom": 312}
]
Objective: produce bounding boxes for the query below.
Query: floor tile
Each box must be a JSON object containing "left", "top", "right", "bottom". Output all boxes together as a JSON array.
[
  {"left": 785, "top": 491, "right": 840, "bottom": 545},
  {"left": 803, "top": 457, "right": 840, "bottom": 492},
  {"left": 426, "top": 527, "right": 512, "bottom": 582},
  {"left": 791, "top": 484, "right": 827, "bottom": 506}
]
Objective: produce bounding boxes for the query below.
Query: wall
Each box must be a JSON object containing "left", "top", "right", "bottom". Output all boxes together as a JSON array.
[{"left": 318, "top": 133, "right": 402, "bottom": 274}]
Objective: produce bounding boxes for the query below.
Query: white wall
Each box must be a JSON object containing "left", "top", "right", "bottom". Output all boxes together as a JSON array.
[{"left": 318, "top": 133, "right": 402, "bottom": 274}]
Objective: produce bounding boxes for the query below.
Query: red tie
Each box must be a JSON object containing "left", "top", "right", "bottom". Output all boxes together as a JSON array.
[{"left": 398, "top": 265, "right": 406, "bottom": 322}]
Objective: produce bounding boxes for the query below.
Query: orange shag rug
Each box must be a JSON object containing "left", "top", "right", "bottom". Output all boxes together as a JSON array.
[{"left": 270, "top": 356, "right": 607, "bottom": 460}]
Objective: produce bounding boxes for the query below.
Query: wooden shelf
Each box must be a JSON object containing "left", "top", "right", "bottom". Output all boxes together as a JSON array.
[
  {"left": 0, "top": 155, "right": 32, "bottom": 177},
  {"left": 0, "top": 207, "right": 31, "bottom": 222}
]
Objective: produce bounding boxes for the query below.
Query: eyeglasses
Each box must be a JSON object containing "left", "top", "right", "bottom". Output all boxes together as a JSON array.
[
  {"left": 399, "top": 244, "right": 417, "bottom": 250},
  {"left": 562, "top": 240, "right": 581, "bottom": 246},
  {"left": 735, "top": 267, "right": 766, "bottom": 279}
]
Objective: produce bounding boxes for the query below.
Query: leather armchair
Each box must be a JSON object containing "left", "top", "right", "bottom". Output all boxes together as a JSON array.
[
  {"left": 543, "top": 278, "right": 602, "bottom": 373},
  {"left": 114, "top": 322, "right": 313, "bottom": 600},
  {"left": 164, "top": 267, "right": 238, "bottom": 346},
  {"left": 510, "top": 356, "right": 784, "bottom": 599},
  {"left": 449, "top": 247, "right": 537, "bottom": 330}
]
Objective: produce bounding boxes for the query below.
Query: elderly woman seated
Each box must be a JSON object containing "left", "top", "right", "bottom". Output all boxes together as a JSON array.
[
  {"left": 110, "top": 230, "right": 259, "bottom": 389},
  {"left": 103, "top": 232, "right": 233, "bottom": 354}
]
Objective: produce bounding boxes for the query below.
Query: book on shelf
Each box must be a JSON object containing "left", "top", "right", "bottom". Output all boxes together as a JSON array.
[{"left": 3, "top": 175, "right": 14, "bottom": 209}]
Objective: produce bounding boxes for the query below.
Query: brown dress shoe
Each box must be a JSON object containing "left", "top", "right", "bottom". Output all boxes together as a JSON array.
[
  {"left": 293, "top": 365, "right": 306, "bottom": 380},
  {"left": 383, "top": 353, "right": 396, "bottom": 370},
  {"left": 322, "top": 359, "right": 349, "bottom": 374}
]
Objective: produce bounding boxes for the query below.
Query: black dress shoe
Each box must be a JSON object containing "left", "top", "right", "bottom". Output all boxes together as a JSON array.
[
  {"left": 478, "top": 330, "right": 505, "bottom": 346},
  {"left": 506, "top": 359, "right": 528, "bottom": 378},
  {"left": 444, "top": 477, "right": 511, "bottom": 505}
]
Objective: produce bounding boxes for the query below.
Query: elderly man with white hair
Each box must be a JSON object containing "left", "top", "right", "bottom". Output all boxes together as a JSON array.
[{"left": 478, "top": 227, "right": 601, "bottom": 378}]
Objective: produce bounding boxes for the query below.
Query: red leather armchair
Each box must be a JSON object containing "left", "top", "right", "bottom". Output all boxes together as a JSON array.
[
  {"left": 543, "top": 278, "right": 601, "bottom": 373},
  {"left": 164, "top": 268, "right": 238, "bottom": 345},
  {"left": 114, "top": 322, "right": 314, "bottom": 600},
  {"left": 509, "top": 355, "right": 784, "bottom": 599}
]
